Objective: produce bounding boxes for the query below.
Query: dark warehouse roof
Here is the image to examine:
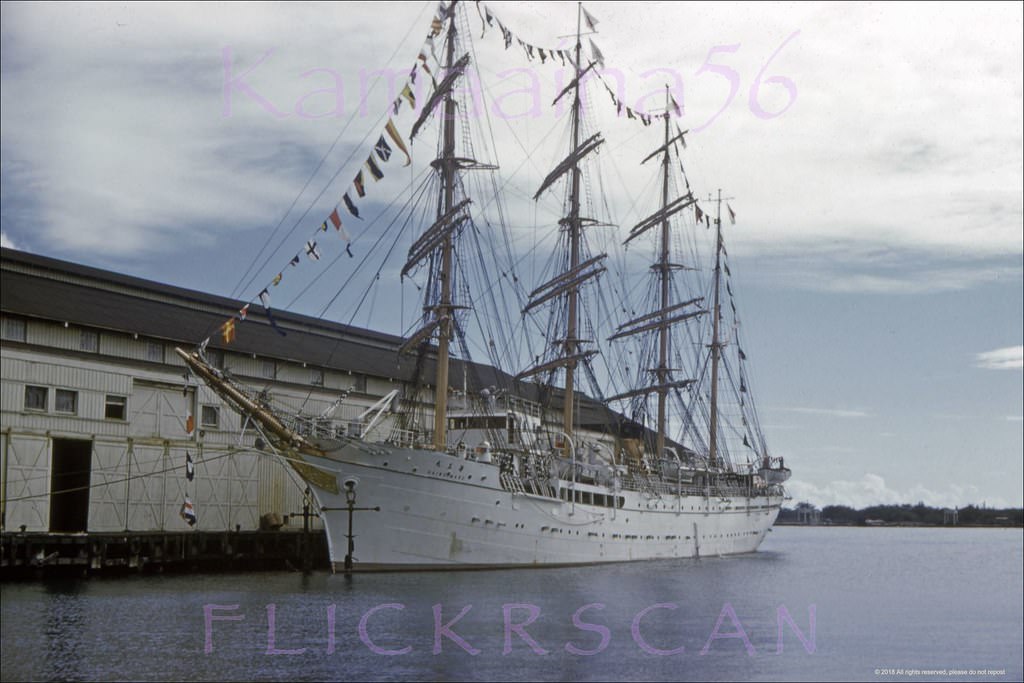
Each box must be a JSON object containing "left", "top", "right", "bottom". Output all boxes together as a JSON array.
[{"left": 1, "top": 247, "right": 634, "bottom": 432}]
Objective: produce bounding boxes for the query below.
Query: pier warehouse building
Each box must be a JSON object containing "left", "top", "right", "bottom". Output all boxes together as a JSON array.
[{"left": 0, "top": 247, "right": 627, "bottom": 538}]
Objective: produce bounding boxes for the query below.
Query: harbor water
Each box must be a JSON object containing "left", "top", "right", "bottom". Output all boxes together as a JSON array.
[{"left": 2, "top": 526, "right": 1021, "bottom": 682}]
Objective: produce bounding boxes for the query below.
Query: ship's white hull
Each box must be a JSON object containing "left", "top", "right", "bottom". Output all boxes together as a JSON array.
[{"left": 298, "top": 438, "right": 783, "bottom": 571}]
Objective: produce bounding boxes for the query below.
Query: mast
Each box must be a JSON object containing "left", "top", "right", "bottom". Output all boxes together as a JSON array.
[
  {"left": 655, "top": 86, "right": 672, "bottom": 461},
  {"left": 518, "top": 3, "right": 607, "bottom": 449},
  {"left": 613, "top": 89, "right": 698, "bottom": 458},
  {"left": 562, "top": 2, "right": 585, "bottom": 444},
  {"left": 708, "top": 189, "right": 724, "bottom": 469},
  {"left": 432, "top": 2, "right": 459, "bottom": 451},
  {"left": 401, "top": 1, "right": 500, "bottom": 447}
]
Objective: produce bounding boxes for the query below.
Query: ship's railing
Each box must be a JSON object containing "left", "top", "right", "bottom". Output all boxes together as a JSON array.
[
  {"left": 556, "top": 459, "right": 611, "bottom": 485},
  {"left": 617, "top": 473, "right": 778, "bottom": 499},
  {"left": 489, "top": 447, "right": 786, "bottom": 501},
  {"left": 545, "top": 461, "right": 772, "bottom": 498},
  {"left": 386, "top": 428, "right": 426, "bottom": 449},
  {"left": 446, "top": 393, "right": 543, "bottom": 418},
  {"left": 283, "top": 414, "right": 347, "bottom": 440},
  {"left": 504, "top": 395, "right": 543, "bottom": 418}
]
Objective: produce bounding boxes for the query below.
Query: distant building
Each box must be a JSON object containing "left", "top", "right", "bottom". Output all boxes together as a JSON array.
[
  {"left": 943, "top": 507, "right": 959, "bottom": 525},
  {"left": 795, "top": 501, "right": 821, "bottom": 525}
]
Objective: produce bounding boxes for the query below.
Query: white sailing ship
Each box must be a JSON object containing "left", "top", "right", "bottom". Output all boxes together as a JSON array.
[{"left": 178, "top": 0, "right": 789, "bottom": 570}]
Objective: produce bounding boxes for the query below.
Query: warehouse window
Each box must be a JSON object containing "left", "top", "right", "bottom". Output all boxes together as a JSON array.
[
  {"left": 105, "top": 395, "right": 127, "bottom": 420},
  {"left": 80, "top": 329, "right": 99, "bottom": 352},
  {"left": 261, "top": 359, "right": 276, "bottom": 379},
  {"left": 206, "top": 348, "right": 224, "bottom": 369},
  {"left": 310, "top": 368, "right": 324, "bottom": 386},
  {"left": 55, "top": 389, "right": 78, "bottom": 415},
  {"left": 201, "top": 405, "right": 220, "bottom": 429},
  {"left": 25, "top": 385, "right": 48, "bottom": 411},
  {"left": 146, "top": 341, "right": 164, "bottom": 363},
  {"left": 2, "top": 317, "right": 26, "bottom": 342}
]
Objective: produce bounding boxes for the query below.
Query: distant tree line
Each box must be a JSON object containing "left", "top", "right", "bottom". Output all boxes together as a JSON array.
[{"left": 777, "top": 503, "right": 1023, "bottom": 526}]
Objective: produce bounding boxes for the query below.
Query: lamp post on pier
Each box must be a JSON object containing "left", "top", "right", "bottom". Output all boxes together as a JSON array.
[{"left": 321, "top": 479, "right": 379, "bottom": 575}]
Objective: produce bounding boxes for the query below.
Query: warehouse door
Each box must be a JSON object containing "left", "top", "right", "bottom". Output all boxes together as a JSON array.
[
  {"left": 130, "top": 381, "right": 192, "bottom": 438},
  {"left": 49, "top": 438, "right": 92, "bottom": 533}
]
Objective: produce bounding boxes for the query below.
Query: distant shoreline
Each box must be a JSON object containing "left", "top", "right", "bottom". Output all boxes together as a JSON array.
[{"left": 779, "top": 504, "right": 1022, "bottom": 527}]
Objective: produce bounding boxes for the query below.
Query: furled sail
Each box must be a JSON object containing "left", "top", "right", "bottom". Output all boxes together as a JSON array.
[
  {"left": 410, "top": 53, "right": 471, "bottom": 141},
  {"left": 533, "top": 133, "right": 604, "bottom": 200}
]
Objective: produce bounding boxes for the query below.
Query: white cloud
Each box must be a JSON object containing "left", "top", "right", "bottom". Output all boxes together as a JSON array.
[
  {"left": 782, "top": 407, "right": 870, "bottom": 419},
  {"left": 1, "top": 1, "right": 1021, "bottom": 277},
  {"left": 809, "top": 266, "right": 1020, "bottom": 295},
  {"left": 0, "top": 2, "right": 434, "bottom": 259},
  {"left": 786, "top": 473, "right": 1013, "bottom": 510},
  {"left": 975, "top": 346, "right": 1024, "bottom": 370},
  {"left": 735, "top": 240, "right": 1023, "bottom": 294},
  {"left": 0, "top": 231, "right": 17, "bottom": 249}
]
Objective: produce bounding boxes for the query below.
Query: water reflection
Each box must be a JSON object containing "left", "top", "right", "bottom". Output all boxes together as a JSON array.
[{"left": 1, "top": 528, "right": 1021, "bottom": 682}]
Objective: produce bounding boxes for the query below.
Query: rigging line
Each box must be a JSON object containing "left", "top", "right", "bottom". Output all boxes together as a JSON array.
[
  {"left": 1, "top": 424, "right": 291, "bottom": 486},
  {"left": 466, "top": 217, "right": 517, "bottom": 365},
  {"left": 230, "top": 2, "right": 432, "bottom": 301},
  {"left": 309, "top": 193, "right": 430, "bottom": 411},
  {"left": 466, "top": 35, "right": 541, "bottom": 241},
  {"left": 341, "top": 192, "right": 428, "bottom": 329},
  {"left": 292, "top": 170, "right": 431, "bottom": 314},
  {"left": 4, "top": 447, "right": 249, "bottom": 503},
  {"left": 460, "top": 230, "right": 499, "bottom": 367},
  {"left": 247, "top": 422, "right": 326, "bottom": 515},
  {"left": 230, "top": 145, "right": 334, "bottom": 302},
  {"left": 458, "top": 217, "right": 557, "bottom": 338},
  {"left": 678, "top": 331, "right": 713, "bottom": 439},
  {"left": 611, "top": 144, "right": 660, "bottom": 242},
  {"left": 364, "top": 274, "right": 381, "bottom": 328},
  {"left": 730, "top": 328, "right": 769, "bottom": 453},
  {"left": 244, "top": 103, "right": 391, "bottom": 306},
  {"left": 461, "top": 52, "right": 575, "bottom": 216},
  {"left": 283, "top": 177, "right": 431, "bottom": 413},
  {"left": 461, "top": 170, "right": 527, "bottom": 363},
  {"left": 347, "top": 268, "right": 386, "bottom": 333},
  {"left": 397, "top": 173, "right": 442, "bottom": 287},
  {"left": 344, "top": 179, "right": 431, "bottom": 330},
  {"left": 467, "top": 46, "right": 530, "bottom": 316},
  {"left": 468, "top": 65, "right": 552, "bottom": 186},
  {"left": 464, "top": 221, "right": 521, "bottom": 371}
]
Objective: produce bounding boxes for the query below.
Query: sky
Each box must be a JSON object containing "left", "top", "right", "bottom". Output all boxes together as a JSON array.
[{"left": 2, "top": 1, "right": 1022, "bottom": 509}]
